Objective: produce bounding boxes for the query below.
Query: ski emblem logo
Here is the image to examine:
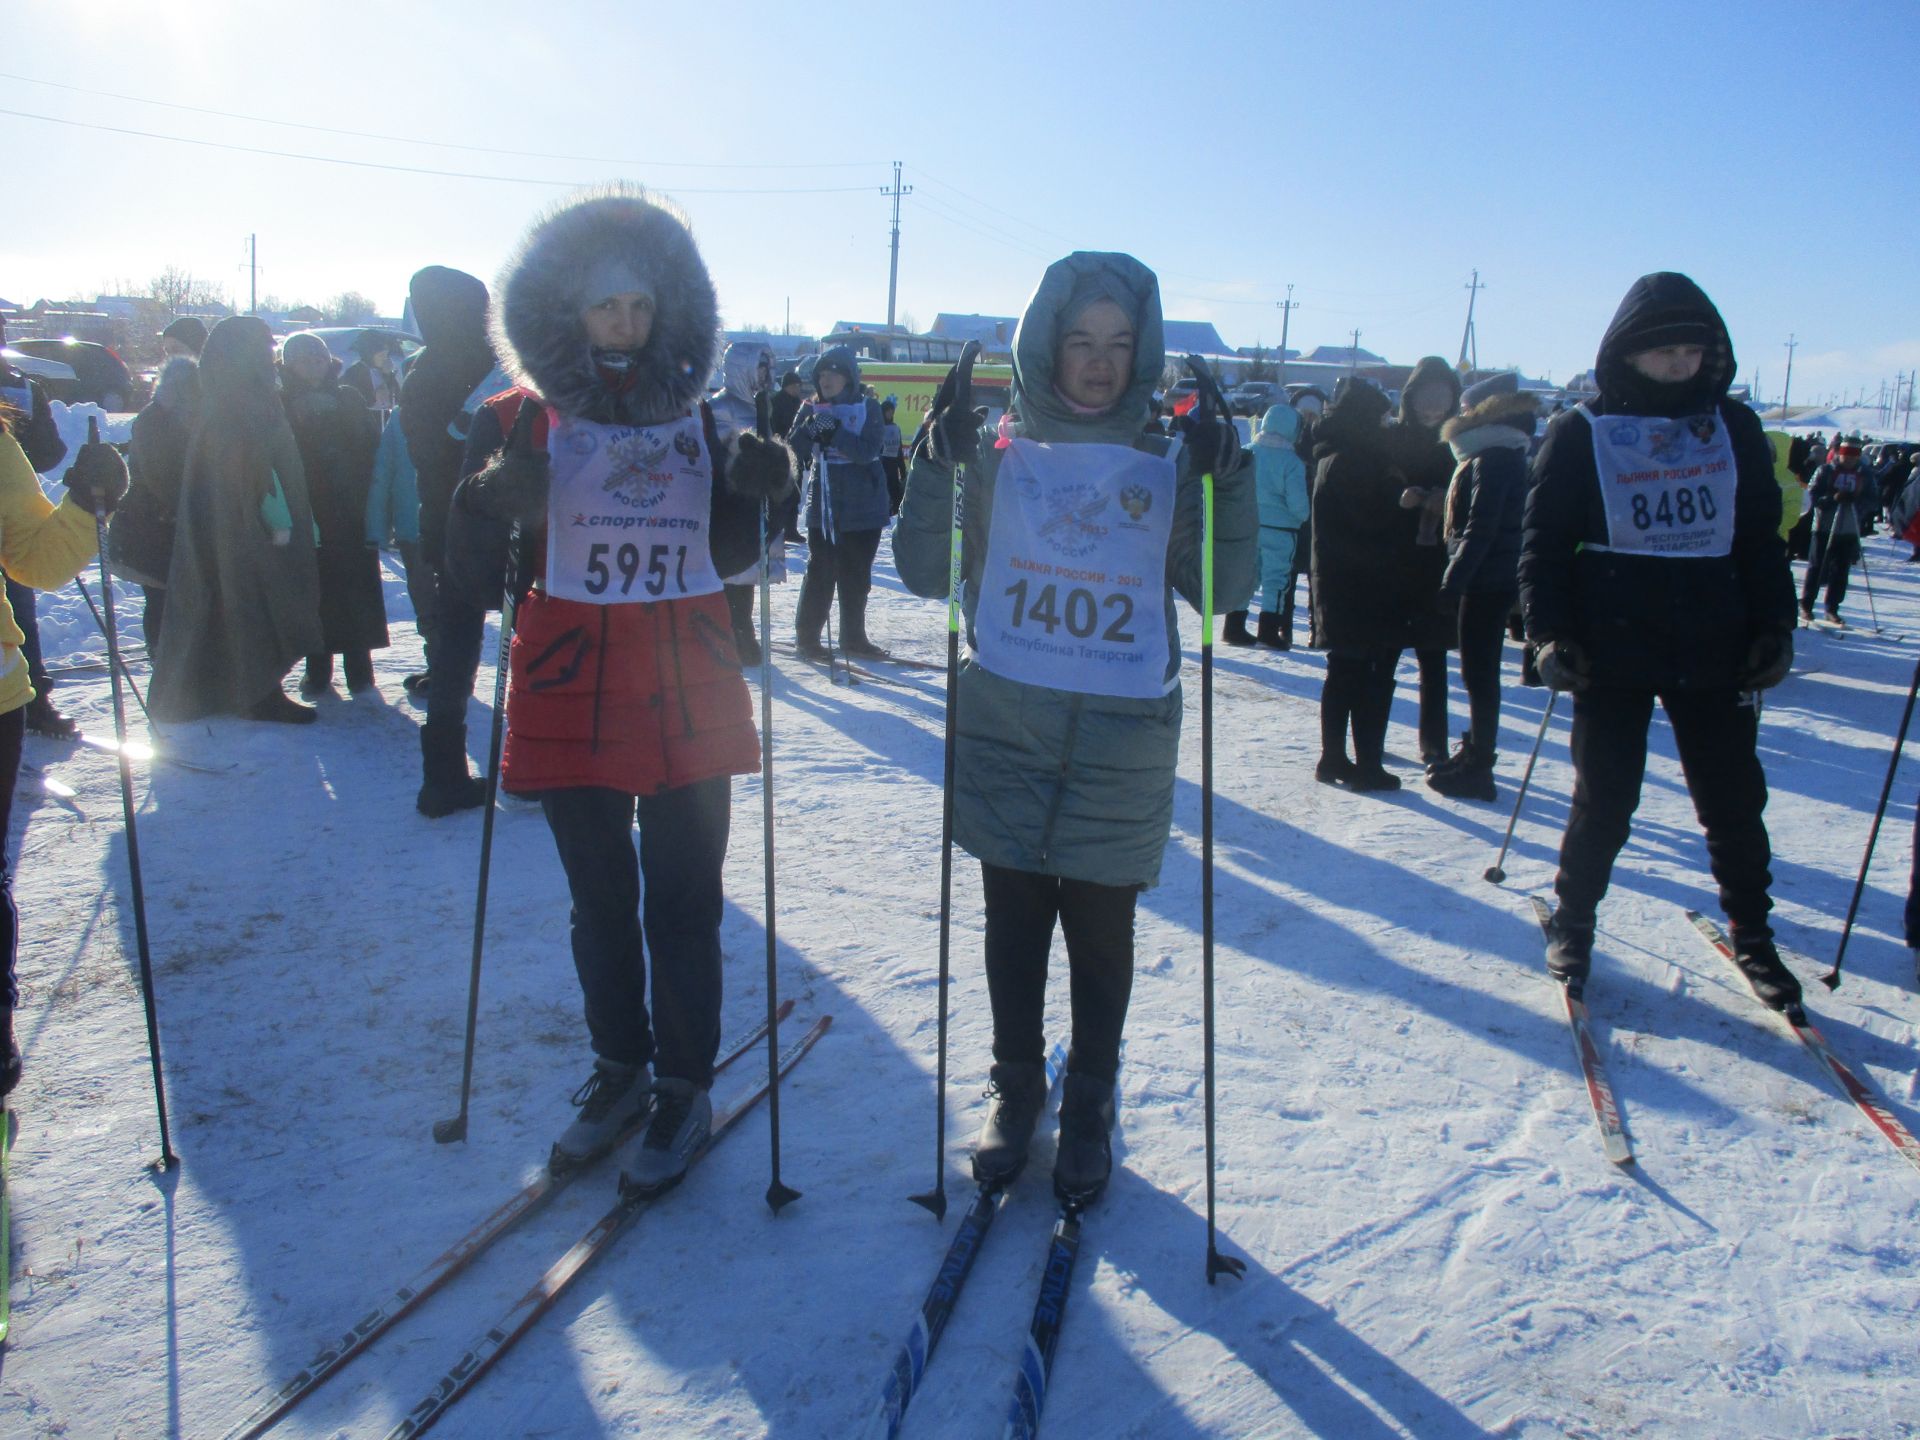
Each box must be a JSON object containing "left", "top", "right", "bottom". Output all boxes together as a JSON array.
[{"left": 1035, "top": 481, "right": 1111, "bottom": 559}]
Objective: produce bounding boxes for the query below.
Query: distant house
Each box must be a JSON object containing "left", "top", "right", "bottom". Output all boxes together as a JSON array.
[
  {"left": 929, "top": 313, "right": 1018, "bottom": 357},
  {"left": 1300, "top": 343, "right": 1390, "bottom": 368},
  {"left": 284, "top": 305, "right": 327, "bottom": 327}
]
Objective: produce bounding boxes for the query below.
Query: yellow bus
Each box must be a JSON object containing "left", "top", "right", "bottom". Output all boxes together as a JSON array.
[{"left": 853, "top": 361, "right": 1014, "bottom": 434}]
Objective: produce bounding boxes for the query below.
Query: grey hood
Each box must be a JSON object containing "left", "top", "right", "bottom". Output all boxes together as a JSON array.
[
  {"left": 1010, "top": 252, "right": 1164, "bottom": 445},
  {"left": 491, "top": 184, "right": 720, "bottom": 426}
]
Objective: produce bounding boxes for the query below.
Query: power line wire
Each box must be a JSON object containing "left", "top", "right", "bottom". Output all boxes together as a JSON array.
[
  {"left": 0, "top": 108, "right": 876, "bottom": 193},
  {"left": 0, "top": 70, "right": 880, "bottom": 170}
]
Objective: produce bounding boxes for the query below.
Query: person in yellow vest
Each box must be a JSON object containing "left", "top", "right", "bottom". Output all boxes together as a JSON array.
[{"left": 0, "top": 413, "right": 123, "bottom": 1093}]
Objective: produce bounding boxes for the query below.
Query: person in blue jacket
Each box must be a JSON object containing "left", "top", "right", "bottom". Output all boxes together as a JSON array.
[
  {"left": 787, "top": 346, "right": 889, "bottom": 659},
  {"left": 1224, "top": 402, "right": 1309, "bottom": 649}
]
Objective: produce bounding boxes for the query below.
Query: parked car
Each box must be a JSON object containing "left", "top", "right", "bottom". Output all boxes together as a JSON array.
[
  {"left": 9, "top": 338, "right": 141, "bottom": 410},
  {"left": 1226, "top": 380, "right": 1281, "bottom": 416}
]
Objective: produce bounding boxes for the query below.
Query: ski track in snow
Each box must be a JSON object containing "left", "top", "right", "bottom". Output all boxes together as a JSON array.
[{"left": 4, "top": 404, "right": 1920, "bottom": 1437}]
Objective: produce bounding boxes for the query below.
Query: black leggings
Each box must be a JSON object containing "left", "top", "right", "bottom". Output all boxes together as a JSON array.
[
  {"left": 1458, "top": 590, "right": 1516, "bottom": 754},
  {"left": 982, "top": 862, "right": 1139, "bottom": 1084}
]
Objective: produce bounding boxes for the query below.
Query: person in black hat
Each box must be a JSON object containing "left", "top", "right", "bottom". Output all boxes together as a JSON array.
[
  {"left": 159, "top": 316, "right": 207, "bottom": 361},
  {"left": 1522, "top": 272, "right": 1801, "bottom": 1010},
  {"left": 771, "top": 369, "right": 806, "bottom": 541}
]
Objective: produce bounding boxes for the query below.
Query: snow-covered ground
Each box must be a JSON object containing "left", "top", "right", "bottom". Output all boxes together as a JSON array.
[{"left": 5, "top": 439, "right": 1920, "bottom": 1437}]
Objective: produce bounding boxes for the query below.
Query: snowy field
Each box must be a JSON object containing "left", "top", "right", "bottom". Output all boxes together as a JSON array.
[{"left": 4, "top": 411, "right": 1920, "bottom": 1437}]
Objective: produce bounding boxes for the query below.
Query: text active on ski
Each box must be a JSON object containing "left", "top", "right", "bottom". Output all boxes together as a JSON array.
[
  {"left": 217, "top": 1002, "right": 792, "bottom": 1440},
  {"left": 384, "top": 1013, "right": 831, "bottom": 1440}
]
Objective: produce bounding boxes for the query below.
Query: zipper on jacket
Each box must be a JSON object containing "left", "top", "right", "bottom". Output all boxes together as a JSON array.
[
  {"left": 589, "top": 608, "right": 609, "bottom": 754},
  {"left": 666, "top": 603, "right": 696, "bottom": 738},
  {"left": 1036, "top": 695, "right": 1085, "bottom": 866}
]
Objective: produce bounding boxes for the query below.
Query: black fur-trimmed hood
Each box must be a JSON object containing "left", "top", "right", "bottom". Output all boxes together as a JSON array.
[
  {"left": 1442, "top": 388, "right": 1537, "bottom": 444},
  {"left": 491, "top": 184, "right": 720, "bottom": 426}
]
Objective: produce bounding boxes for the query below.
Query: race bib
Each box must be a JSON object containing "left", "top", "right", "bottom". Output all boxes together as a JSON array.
[
  {"left": 972, "top": 439, "right": 1175, "bottom": 699},
  {"left": 543, "top": 411, "right": 723, "bottom": 605},
  {"left": 1581, "top": 404, "right": 1738, "bottom": 558}
]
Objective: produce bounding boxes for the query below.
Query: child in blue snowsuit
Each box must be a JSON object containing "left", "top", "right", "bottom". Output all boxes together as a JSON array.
[{"left": 1223, "top": 403, "right": 1309, "bottom": 649}]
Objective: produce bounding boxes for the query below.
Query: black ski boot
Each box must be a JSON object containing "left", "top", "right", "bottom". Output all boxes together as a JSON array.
[
  {"left": 1314, "top": 754, "right": 1356, "bottom": 786},
  {"left": 1256, "top": 611, "right": 1290, "bottom": 650},
  {"left": 416, "top": 722, "right": 488, "bottom": 818},
  {"left": 1053, "top": 1073, "right": 1116, "bottom": 1206},
  {"left": 1543, "top": 909, "right": 1594, "bottom": 992},
  {"left": 1221, "top": 611, "right": 1255, "bottom": 646},
  {"left": 22, "top": 694, "right": 78, "bottom": 740},
  {"left": 1427, "top": 742, "right": 1496, "bottom": 801},
  {"left": 550, "top": 1057, "right": 652, "bottom": 1175},
  {"left": 1730, "top": 931, "right": 1804, "bottom": 1014},
  {"left": 971, "top": 1060, "right": 1047, "bottom": 1187}
]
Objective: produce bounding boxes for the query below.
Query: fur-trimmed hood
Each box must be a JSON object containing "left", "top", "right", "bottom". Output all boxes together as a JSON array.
[
  {"left": 1442, "top": 388, "right": 1537, "bottom": 445},
  {"left": 709, "top": 339, "right": 772, "bottom": 442},
  {"left": 491, "top": 184, "right": 720, "bottom": 426},
  {"left": 152, "top": 355, "right": 201, "bottom": 418}
]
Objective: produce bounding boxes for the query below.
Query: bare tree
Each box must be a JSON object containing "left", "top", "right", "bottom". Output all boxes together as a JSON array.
[
  {"left": 148, "top": 266, "right": 225, "bottom": 311},
  {"left": 325, "top": 291, "right": 381, "bottom": 324}
]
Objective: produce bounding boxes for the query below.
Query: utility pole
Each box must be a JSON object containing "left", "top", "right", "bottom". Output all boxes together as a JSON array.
[
  {"left": 880, "top": 160, "right": 911, "bottom": 331},
  {"left": 1780, "top": 333, "right": 1797, "bottom": 420},
  {"left": 1349, "top": 328, "right": 1362, "bottom": 373},
  {"left": 1458, "top": 269, "right": 1483, "bottom": 375},
  {"left": 1274, "top": 285, "right": 1298, "bottom": 387},
  {"left": 784, "top": 296, "right": 790, "bottom": 337},
  {"left": 248, "top": 233, "right": 258, "bottom": 316}
]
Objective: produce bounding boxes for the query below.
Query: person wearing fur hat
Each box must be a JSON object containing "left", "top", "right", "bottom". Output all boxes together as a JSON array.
[
  {"left": 708, "top": 340, "right": 786, "bottom": 665},
  {"left": 1223, "top": 402, "right": 1309, "bottom": 648},
  {"left": 1426, "top": 372, "right": 1534, "bottom": 800},
  {"left": 280, "top": 330, "right": 387, "bottom": 695},
  {"left": 1390, "top": 357, "right": 1465, "bottom": 767},
  {"left": 893, "top": 251, "right": 1256, "bottom": 1205},
  {"left": 1522, "top": 272, "right": 1800, "bottom": 1010},
  {"left": 112, "top": 354, "right": 203, "bottom": 648},
  {"left": 449, "top": 185, "right": 794, "bottom": 1187},
  {"left": 151, "top": 316, "right": 326, "bottom": 723},
  {"left": 1799, "top": 436, "right": 1869, "bottom": 624},
  {"left": 787, "top": 345, "right": 890, "bottom": 660}
]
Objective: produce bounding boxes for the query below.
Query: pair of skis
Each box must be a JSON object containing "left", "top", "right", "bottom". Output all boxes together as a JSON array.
[
  {"left": 869, "top": 1045, "right": 1084, "bottom": 1440},
  {"left": 1532, "top": 897, "right": 1920, "bottom": 1175},
  {"left": 218, "top": 1006, "right": 826, "bottom": 1440}
]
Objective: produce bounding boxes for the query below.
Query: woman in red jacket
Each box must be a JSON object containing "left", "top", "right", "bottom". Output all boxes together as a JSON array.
[{"left": 452, "top": 186, "right": 794, "bottom": 1190}]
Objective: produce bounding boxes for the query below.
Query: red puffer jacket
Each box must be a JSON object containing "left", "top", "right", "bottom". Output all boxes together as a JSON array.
[{"left": 487, "top": 390, "right": 760, "bottom": 795}]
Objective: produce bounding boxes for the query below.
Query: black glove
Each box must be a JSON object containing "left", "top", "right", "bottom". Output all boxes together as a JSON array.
[
  {"left": 1177, "top": 412, "right": 1241, "bottom": 478},
  {"left": 65, "top": 417, "right": 129, "bottom": 516},
  {"left": 927, "top": 403, "right": 983, "bottom": 467},
  {"left": 465, "top": 403, "right": 548, "bottom": 527},
  {"left": 808, "top": 414, "right": 840, "bottom": 444},
  {"left": 1738, "top": 629, "right": 1793, "bottom": 691},
  {"left": 1535, "top": 638, "right": 1592, "bottom": 693},
  {"left": 728, "top": 432, "right": 796, "bottom": 502}
]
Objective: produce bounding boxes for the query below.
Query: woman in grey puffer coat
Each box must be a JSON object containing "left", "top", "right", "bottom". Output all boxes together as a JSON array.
[{"left": 893, "top": 251, "right": 1256, "bottom": 1205}]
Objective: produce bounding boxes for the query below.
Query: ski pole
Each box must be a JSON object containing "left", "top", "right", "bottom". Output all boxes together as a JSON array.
[
  {"left": 1822, "top": 651, "right": 1920, "bottom": 989},
  {"left": 1184, "top": 355, "right": 1244, "bottom": 1285},
  {"left": 435, "top": 407, "right": 537, "bottom": 1145},
  {"left": 1856, "top": 544, "right": 1881, "bottom": 633},
  {"left": 1485, "top": 690, "right": 1558, "bottom": 885},
  {"left": 80, "top": 417, "right": 175, "bottom": 1169},
  {"left": 756, "top": 389, "right": 800, "bottom": 1214},
  {"left": 911, "top": 340, "right": 981, "bottom": 1222},
  {"left": 74, "top": 575, "right": 152, "bottom": 724}
]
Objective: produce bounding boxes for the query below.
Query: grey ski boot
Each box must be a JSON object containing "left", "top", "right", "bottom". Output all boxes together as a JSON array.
[
  {"left": 971, "top": 1060, "right": 1048, "bottom": 1187},
  {"left": 622, "top": 1076, "right": 713, "bottom": 1197},
  {"left": 550, "top": 1057, "right": 652, "bottom": 1175}
]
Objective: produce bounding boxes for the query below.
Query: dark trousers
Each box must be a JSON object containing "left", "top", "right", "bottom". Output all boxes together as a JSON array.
[
  {"left": 795, "top": 526, "right": 882, "bottom": 648},
  {"left": 1555, "top": 688, "right": 1774, "bottom": 934},
  {"left": 982, "top": 862, "right": 1139, "bottom": 1084},
  {"left": 398, "top": 540, "right": 438, "bottom": 642},
  {"left": 539, "top": 778, "right": 731, "bottom": 1085},
  {"left": 1802, "top": 528, "right": 1858, "bottom": 612},
  {"left": 425, "top": 584, "right": 488, "bottom": 731},
  {"left": 724, "top": 583, "right": 759, "bottom": 651},
  {"left": 141, "top": 586, "right": 167, "bottom": 653},
  {"left": 6, "top": 576, "right": 48, "bottom": 694},
  {"left": 1414, "top": 647, "right": 1449, "bottom": 760},
  {"left": 1322, "top": 652, "right": 1398, "bottom": 768},
  {"left": 0, "top": 707, "right": 21, "bottom": 1009},
  {"left": 1458, "top": 589, "right": 1516, "bottom": 755}
]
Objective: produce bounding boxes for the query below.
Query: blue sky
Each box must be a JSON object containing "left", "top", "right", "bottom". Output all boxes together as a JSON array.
[{"left": 4, "top": 0, "right": 1915, "bottom": 404}]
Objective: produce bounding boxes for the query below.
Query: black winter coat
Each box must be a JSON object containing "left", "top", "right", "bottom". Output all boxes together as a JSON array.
[
  {"left": 398, "top": 267, "right": 495, "bottom": 565},
  {"left": 1310, "top": 384, "right": 1425, "bottom": 655},
  {"left": 1440, "top": 443, "right": 1526, "bottom": 597},
  {"left": 284, "top": 379, "right": 389, "bottom": 653},
  {"left": 1519, "top": 274, "right": 1794, "bottom": 692}
]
